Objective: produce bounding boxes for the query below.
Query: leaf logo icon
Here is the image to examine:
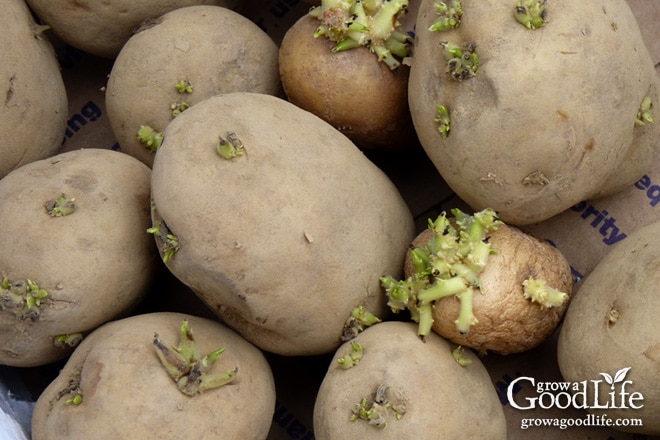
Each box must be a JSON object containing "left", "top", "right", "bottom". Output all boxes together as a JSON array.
[{"left": 600, "top": 367, "right": 631, "bottom": 389}]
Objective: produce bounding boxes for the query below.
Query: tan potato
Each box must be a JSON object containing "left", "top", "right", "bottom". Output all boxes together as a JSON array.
[
  {"left": 149, "top": 92, "right": 415, "bottom": 356},
  {"left": 408, "top": 0, "right": 660, "bottom": 225},
  {"left": 0, "top": 149, "right": 157, "bottom": 367},
  {"left": 313, "top": 320, "right": 507, "bottom": 439},
  {"left": 279, "top": 13, "right": 415, "bottom": 149},
  {"left": 24, "top": 0, "right": 243, "bottom": 59},
  {"left": 105, "top": 5, "right": 282, "bottom": 167},
  {"left": 0, "top": 0, "right": 67, "bottom": 179},
  {"left": 31, "top": 312, "right": 276, "bottom": 440},
  {"left": 557, "top": 220, "right": 660, "bottom": 435}
]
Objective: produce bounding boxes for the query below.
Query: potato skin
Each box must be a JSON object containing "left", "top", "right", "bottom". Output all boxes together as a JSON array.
[
  {"left": 408, "top": 0, "right": 660, "bottom": 225},
  {"left": 24, "top": 0, "right": 243, "bottom": 59},
  {"left": 105, "top": 5, "right": 282, "bottom": 167},
  {"left": 408, "top": 224, "right": 573, "bottom": 355},
  {"left": 0, "top": 0, "right": 67, "bottom": 179},
  {"left": 150, "top": 92, "right": 415, "bottom": 356},
  {"left": 31, "top": 312, "right": 276, "bottom": 440},
  {"left": 313, "top": 321, "right": 507, "bottom": 439},
  {"left": 557, "top": 221, "right": 660, "bottom": 435},
  {"left": 0, "top": 149, "right": 157, "bottom": 367},
  {"left": 279, "top": 14, "right": 415, "bottom": 149}
]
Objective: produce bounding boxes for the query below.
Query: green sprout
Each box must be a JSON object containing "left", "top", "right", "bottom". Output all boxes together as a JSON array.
[
  {"left": 137, "top": 125, "right": 163, "bottom": 152},
  {"left": 1, "top": 276, "right": 49, "bottom": 320},
  {"left": 217, "top": 132, "right": 245, "bottom": 159},
  {"left": 380, "top": 208, "right": 503, "bottom": 339},
  {"left": 350, "top": 385, "right": 405, "bottom": 429},
  {"left": 65, "top": 391, "right": 83, "bottom": 406},
  {"left": 147, "top": 221, "right": 180, "bottom": 263},
  {"left": 636, "top": 96, "right": 654, "bottom": 126},
  {"left": 342, "top": 305, "right": 382, "bottom": 341},
  {"left": 170, "top": 102, "right": 190, "bottom": 118},
  {"left": 309, "top": 0, "right": 411, "bottom": 70},
  {"left": 435, "top": 104, "right": 451, "bottom": 138},
  {"left": 451, "top": 345, "right": 472, "bottom": 367},
  {"left": 54, "top": 333, "right": 84, "bottom": 349},
  {"left": 153, "top": 319, "right": 238, "bottom": 396},
  {"left": 441, "top": 41, "right": 479, "bottom": 81},
  {"left": 44, "top": 194, "right": 76, "bottom": 217},
  {"left": 429, "top": 0, "right": 463, "bottom": 31},
  {"left": 337, "top": 341, "right": 364, "bottom": 369},
  {"left": 522, "top": 277, "right": 569, "bottom": 309},
  {"left": 175, "top": 79, "right": 193, "bottom": 94},
  {"left": 515, "top": 0, "right": 547, "bottom": 29}
]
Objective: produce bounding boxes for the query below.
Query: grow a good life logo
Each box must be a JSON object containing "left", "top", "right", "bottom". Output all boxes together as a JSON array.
[{"left": 506, "top": 367, "right": 645, "bottom": 430}]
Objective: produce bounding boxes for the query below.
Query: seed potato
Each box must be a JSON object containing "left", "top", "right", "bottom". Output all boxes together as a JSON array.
[
  {"left": 557, "top": 220, "right": 660, "bottom": 435},
  {"left": 149, "top": 92, "right": 415, "bottom": 356},
  {"left": 0, "top": 0, "right": 67, "bottom": 179},
  {"left": 408, "top": 0, "right": 660, "bottom": 225},
  {"left": 105, "top": 5, "right": 282, "bottom": 167},
  {"left": 0, "top": 149, "right": 157, "bottom": 367},
  {"left": 24, "top": 0, "right": 244, "bottom": 59},
  {"left": 313, "top": 321, "right": 507, "bottom": 439},
  {"left": 31, "top": 312, "right": 276, "bottom": 440}
]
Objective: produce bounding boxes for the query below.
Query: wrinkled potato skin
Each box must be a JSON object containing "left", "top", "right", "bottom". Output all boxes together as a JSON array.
[
  {"left": 150, "top": 92, "right": 415, "bottom": 356},
  {"left": 279, "top": 14, "right": 415, "bottom": 149},
  {"left": 0, "top": 149, "right": 156, "bottom": 367},
  {"left": 24, "top": 0, "right": 243, "bottom": 59},
  {"left": 408, "top": 0, "right": 660, "bottom": 225},
  {"left": 106, "top": 5, "right": 282, "bottom": 167},
  {"left": 0, "top": 0, "right": 67, "bottom": 179},
  {"left": 313, "top": 321, "right": 507, "bottom": 439},
  {"left": 31, "top": 312, "right": 276, "bottom": 440},
  {"left": 558, "top": 221, "right": 660, "bottom": 435},
  {"left": 406, "top": 223, "right": 573, "bottom": 355}
]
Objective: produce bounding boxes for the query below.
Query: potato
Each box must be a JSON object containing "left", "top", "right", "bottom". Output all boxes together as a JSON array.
[
  {"left": 382, "top": 208, "right": 573, "bottom": 354},
  {"left": 24, "top": 0, "right": 243, "bottom": 59},
  {"left": 278, "top": 10, "right": 415, "bottom": 149},
  {"left": 0, "top": 0, "right": 67, "bottom": 179},
  {"left": 105, "top": 5, "right": 282, "bottom": 167},
  {"left": 408, "top": 0, "right": 660, "bottom": 225},
  {"left": 149, "top": 92, "right": 415, "bottom": 356},
  {"left": 31, "top": 312, "right": 276, "bottom": 439},
  {"left": 557, "top": 220, "right": 660, "bottom": 435},
  {"left": 0, "top": 149, "right": 157, "bottom": 367},
  {"left": 313, "top": 320, "right": 507, "bottom": 439}
]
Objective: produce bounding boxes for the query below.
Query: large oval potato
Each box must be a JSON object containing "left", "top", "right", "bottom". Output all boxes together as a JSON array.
[
  {"left": 313, "top": 321, "right": 507, "bottom": 439},
  {"left": 24, "top": 0, "right": 243, "bottom": 59},
  {"left": 0, "top": 0, "right": 67, "bottom": 179},
  {"left": 408, "top": 0, "right": 660, "bottom": 225},
  {"left": 105, "top": 5, "right": 282, "bottom": 167},
  {"left": 31, "top": 312, "right": 276, "bottom": 440},
  {"left": 557, "top": 220, "right": 660, "bottom": 435},
  {"left": 150, "top": 92, "right": 415, "bottom": 356},
  {"left": 0, "top": 149, "right": 157, "bottom": 367}
]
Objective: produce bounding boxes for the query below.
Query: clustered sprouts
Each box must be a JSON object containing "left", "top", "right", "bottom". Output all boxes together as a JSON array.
[
  {"left": 428, "top": 0, "right": 463, "bottom": 32},
  {"left": 309, "top": 0, "right": 412, "bottom": 70},
  {"left": 380, "top": 208, "right": 502, "bottom": 340},
  {"left": 1, "top": 276, "right": 49, "bottom": 320},
  {"left": 636, "top": 96, "right": 654, "bottom": 126},
  {"left": 350, "top": 384, "right": 405, "bottom": 429},
  {"left": 514, "top": 0, "right": 548, "bottom": 29}
]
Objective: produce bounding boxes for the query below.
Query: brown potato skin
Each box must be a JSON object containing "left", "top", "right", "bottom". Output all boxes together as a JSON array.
[
  {"left": 279, "top": 14, "right": 415, "bottom": 149},
  {"left": 558, "top": 221, "right": 660, "bottom": 435},
  {"left": 313, "top": 321, "right": 507, "bottom": 439},
  {"left": 406, "top": 223, "right": 573, "bottom": 355},
  {"left": 0, "top": 149, "right": 157, "bottom": 367},
  {"left": 31, "top": 312, "right": 276, "bottom": 440}
]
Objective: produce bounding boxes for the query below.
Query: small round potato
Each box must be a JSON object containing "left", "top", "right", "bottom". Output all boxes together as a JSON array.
[
  {"left": 24, "top": 0, "right": 243, "bottom": 59},
  {"left": 557, "top": 220, "right": 660, "bottom": 435},
  {"left": 313, "top": 321, "right": 507, "bottom": 439},
  {"left": 408, "top": 0, "right": 660, "bottom": 225},
  {"left": 105, "top": 5, "right": 282, "bottom": 167},
  {"left": 0, "top": 149, "right": 157, "bottom": 367},
  {"left": 0, "top": 0, "right": 67, "bottom": 179},
  {"left": 149, "top": 92, "right": 415, "bottom": 356},
  {"left": 31, "top": 312, "right": 276, "bottom": 440}
]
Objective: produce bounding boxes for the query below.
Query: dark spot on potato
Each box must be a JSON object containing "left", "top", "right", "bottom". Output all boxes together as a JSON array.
[
  {"left": 610, "top": 22, "right": 618, "bottom": 31},
  {"left": 65, "top": 173, "right": 98, "bottom": 192},
  {"left": 5, "top": 75, "right": 16, "bottom": 106},
  {"left": 556, "top": 109, "right": 569, "bottom": 121},
  {"left": 584, "top": 138, "right": 595, "bottom": 152}
]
